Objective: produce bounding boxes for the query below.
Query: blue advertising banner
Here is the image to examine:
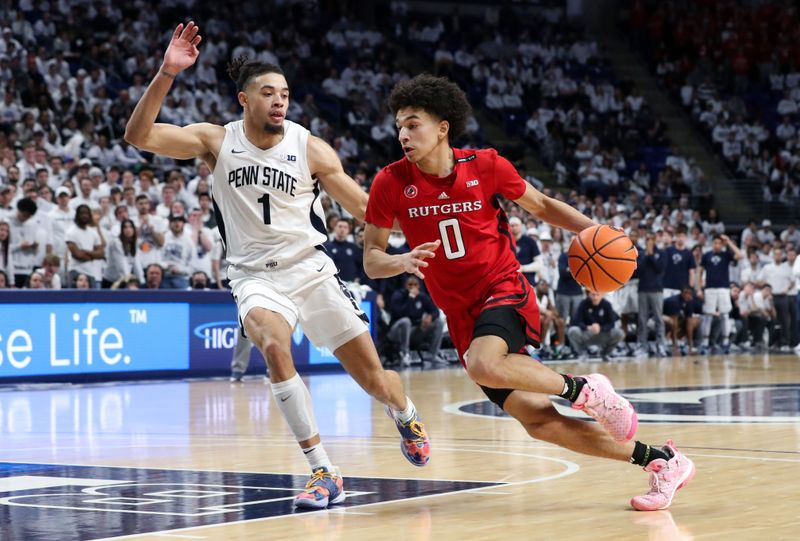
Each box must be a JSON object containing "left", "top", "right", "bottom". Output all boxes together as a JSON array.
[
  {"left": 0, "top": 303, "right": 189, "bottom": 378},
  {"left": 188, "top": 301, "right": 374, "bottom": 370},
  {"left": 0, "top": 291, "right": 375, "bottom": 382}
]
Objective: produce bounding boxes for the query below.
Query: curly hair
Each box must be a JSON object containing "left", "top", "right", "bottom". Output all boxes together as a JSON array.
[
  {"left": 227, "top": 56, "right": 285, "bottom": 92},
  {"left": 388, "top": 74, "right": 472, "bottom": 141}
]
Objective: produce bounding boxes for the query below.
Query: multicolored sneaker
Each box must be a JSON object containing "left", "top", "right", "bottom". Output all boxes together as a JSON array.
[
  {"left": 293, "top": 466, "right": 345, "bottom": 509},
  {"left": 571, "top": 373, "right": 638, "bottom": 442},
  {"left": 386, "top": 405, "right": 430, "bottom": 467},
  {"left": 631, "top": 440, "right": 695, "bottom": 511}
]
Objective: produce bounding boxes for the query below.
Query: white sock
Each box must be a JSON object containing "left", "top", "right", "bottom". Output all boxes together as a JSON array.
[
  {"left": 721, "top": 313, "right": 732, "bottom": 345},
  {"left": 393, "top": 396, "right": 416, "bottom": 424},
  {"left": 301, "top": 443, "right": 334, "bottom": 472}
]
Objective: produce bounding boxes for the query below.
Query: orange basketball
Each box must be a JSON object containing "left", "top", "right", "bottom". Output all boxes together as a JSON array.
[{"left": 568, "top": 224, "right": 638, "bottom": 293}]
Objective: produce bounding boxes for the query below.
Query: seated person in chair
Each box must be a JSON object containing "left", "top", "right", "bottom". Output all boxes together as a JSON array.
[{"left": 388, "top": 276, "right": 445, "bottom": 364}]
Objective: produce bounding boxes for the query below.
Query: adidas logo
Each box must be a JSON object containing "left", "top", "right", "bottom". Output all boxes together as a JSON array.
[{"left": 438, "top": 192, "right": 450, "bottom": 200}]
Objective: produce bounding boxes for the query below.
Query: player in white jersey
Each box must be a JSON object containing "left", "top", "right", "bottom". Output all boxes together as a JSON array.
[{"left": 124, "top": 22, "right": 430, "bottom": 509}]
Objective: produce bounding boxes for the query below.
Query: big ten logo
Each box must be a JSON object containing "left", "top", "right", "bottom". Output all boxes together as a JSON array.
[
  {"left": 0, "top": 481, "right": 296, "bottom": 516},
  {"left": 193, "top": 321, "right": 240, "bottom": 350}
]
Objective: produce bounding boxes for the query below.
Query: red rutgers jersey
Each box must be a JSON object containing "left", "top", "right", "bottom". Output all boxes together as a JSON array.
[{"left": 366, "top": 148, "right": 528, "bottom": 312}]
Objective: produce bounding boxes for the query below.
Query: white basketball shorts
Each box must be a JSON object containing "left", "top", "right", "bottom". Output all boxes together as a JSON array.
[
  {"left": 228, "top": 248, "right": 368, "bottom": 351},
  {"left": 616, "top": 278, "right": 639, "bottom": 314},
  {"left": 702, "top": 287, "right": 732, "bottom": 315}
]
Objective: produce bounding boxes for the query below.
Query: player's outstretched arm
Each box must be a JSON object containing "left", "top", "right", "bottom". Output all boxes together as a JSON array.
[
  {"left": 308, "top": 135, "right": 368, "bottom": 221},
  {"left": 514, "top": 183, "right": 595, "bottom": 234},
  {"left": 363, "top": 223, "right": 440, "bottom": 280},
  {"left": 124, "top": 22, "right": 221, "bottom": 160}
]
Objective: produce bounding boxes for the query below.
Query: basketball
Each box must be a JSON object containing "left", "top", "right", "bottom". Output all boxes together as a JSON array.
[{"left": 568, "top": 224, "right": 638, "bottom": 293}]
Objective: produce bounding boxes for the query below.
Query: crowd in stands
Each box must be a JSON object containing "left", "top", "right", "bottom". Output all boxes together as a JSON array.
[
  {"left": 395, "top": 6, "right": 710, "bottom": 211},
  {"left": 504, "top": 200, "right": 800, "bottom": 360},
  {"left": 2, "top": 0, "right": 798, "bottom": 364},
  {"left": 628, "top": 0, "right": 800, "bottom": 208}
]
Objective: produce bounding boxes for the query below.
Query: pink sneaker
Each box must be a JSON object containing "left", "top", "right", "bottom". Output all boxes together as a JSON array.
[
  {"left": 631, "top": 440, "right": 696, "bottom": 511},
  {"left": 571, "top": 374, "right": 637, "bottom": 442}
]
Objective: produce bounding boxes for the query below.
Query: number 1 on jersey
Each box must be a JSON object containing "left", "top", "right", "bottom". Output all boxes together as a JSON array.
[
  {"left": 438, "top": 218, "right": 466, "bottom": 259},
  {"left": 257, "top": 194, "right": 271, "bottom": 225}
]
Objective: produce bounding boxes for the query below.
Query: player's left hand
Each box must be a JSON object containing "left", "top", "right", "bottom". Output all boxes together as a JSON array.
[
  {"left": 400, "top": 240, "right": 441, "bottom": 279},
  {"left": 163, "top": 21, "right": 202, "bottom": 73}
]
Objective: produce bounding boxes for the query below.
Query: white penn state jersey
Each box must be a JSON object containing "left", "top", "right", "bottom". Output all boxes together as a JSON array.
[{"left": 211, "top": 119, "right": 327, "bottom": 272}]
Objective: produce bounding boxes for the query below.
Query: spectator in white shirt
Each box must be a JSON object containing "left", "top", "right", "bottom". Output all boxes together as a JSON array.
[
  {"left": 8, "top": 198, "right": 46, "bottom": 288},
  {"left": 134, "top": 194, "right": 166, "bottom": 267},
  {"left": 69, "top": 178, "right": 99, "bottom": 211},
  {"left": 739, "top": 250, "right": 762, "bottom": 286},
  {"left": 777, "top": 91, "right": 798, "bottom": 116},
  {"left": 111, "top": 140, "right": 147, "bottom": 168},
  {"left": 739, "top": 282, "right": 769, "bottom": 349},
  {"left": 0, "top": 90, "right": 22, "bottom": 124},
  {"left": 757, "top": 219, "right": 776, "bottom": 244},
  {"left": 161, "top": 214, "right": 195, "bottom": 289},
  {"left": 39, "top": 253, "right": 62, "bottom": 289},
  {"left": 780, "top": 223, "right": 800, "bottom": 246},
  {"left": 525, "top": 110, "right": 548, "bottom": 142},
  {"left": 433, "top": 42, "right": 453, "bottom": 75},
  {"left": 65, "top": 204, "right": 105, "bottom": 288},
  {"left": 0, "top": 220, "right": 13, "bottom": 283},
  {"left": 96, "top": 166, "right": 122, "bottom": 199},
  {"left": 194, "top": 57, "right": 217, "bottom": 86},
  {"left": 776, "top": 116, "right": 796, "bottom": 142},
  {"left": 102, "top": 219, "right": 143, "bottom": 288},
  {"left": 156, "top": 185, "right": 178, "bottom": 218},
  {"left": 49, "top": 186, "right": 74, "bottom": 256},
  {"left": 485, "top": 85, "right": 504, "bottom": 110},
  {"left": 786, "top": 246, "right": 799, "bottom": 350},
  {"left": 334, "top": 131, "right": 359, "bottom": 162},
  {"left": 187, "top": 208, "right": 214, "bottom": 279},
  {"left": 759, "top": 247, "right": 794, "bottom": 350},
  {"left": 722, "top": 132, "right": 742, "bottom": 166},
  {"left": 322, "top": 68, "right": 347, "bottom": 99},
  {"left": 16, "top": 143, "right": 38, "bottom": 181}
]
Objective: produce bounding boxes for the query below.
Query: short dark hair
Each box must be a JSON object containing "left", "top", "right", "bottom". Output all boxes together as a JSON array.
[
  {"left": 227, "top": 56, "right": 285, "bottom": 93},
  {"left": 388, "top": 74, "right": 471, "bottom": 141},
  {"left": 16, "top": 197, "right": 37, "bottom": 215}
]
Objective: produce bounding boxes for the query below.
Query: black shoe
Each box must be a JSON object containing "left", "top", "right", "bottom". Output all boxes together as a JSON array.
[{"left": 230, "top": 370, "right": 244, "bottom": 383}]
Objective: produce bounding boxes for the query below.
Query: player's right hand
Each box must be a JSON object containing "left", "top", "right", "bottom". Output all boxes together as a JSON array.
[
  {"left": 401, "top": 240, "right": 441, "bottom": 280},
  {"left": 163, "top": 21, "right": 202, "bottom": 73}
]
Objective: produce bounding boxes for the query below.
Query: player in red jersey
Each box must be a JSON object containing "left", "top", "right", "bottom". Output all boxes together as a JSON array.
[{"left": 363, "top": 75, "right": 695, "bottom": 511}]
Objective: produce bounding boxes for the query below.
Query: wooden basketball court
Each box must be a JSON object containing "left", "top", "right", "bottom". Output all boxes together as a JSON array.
[{"left": 1, "top": 354, "right": 798, "bottom": 540}]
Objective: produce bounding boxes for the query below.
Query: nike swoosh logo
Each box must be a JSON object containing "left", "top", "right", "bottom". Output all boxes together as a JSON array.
[
  {"left": 316, "top": 263, "right": 326, "bottom": 272},
  {"left": 231, "top": 149, "right": 246, "bottom": 154},
  {"left": 302, "top": 448, "right": 313, "bottom": 454},
  {"left": 280, "top": 395, "right": 291, "bottom": 402}
]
